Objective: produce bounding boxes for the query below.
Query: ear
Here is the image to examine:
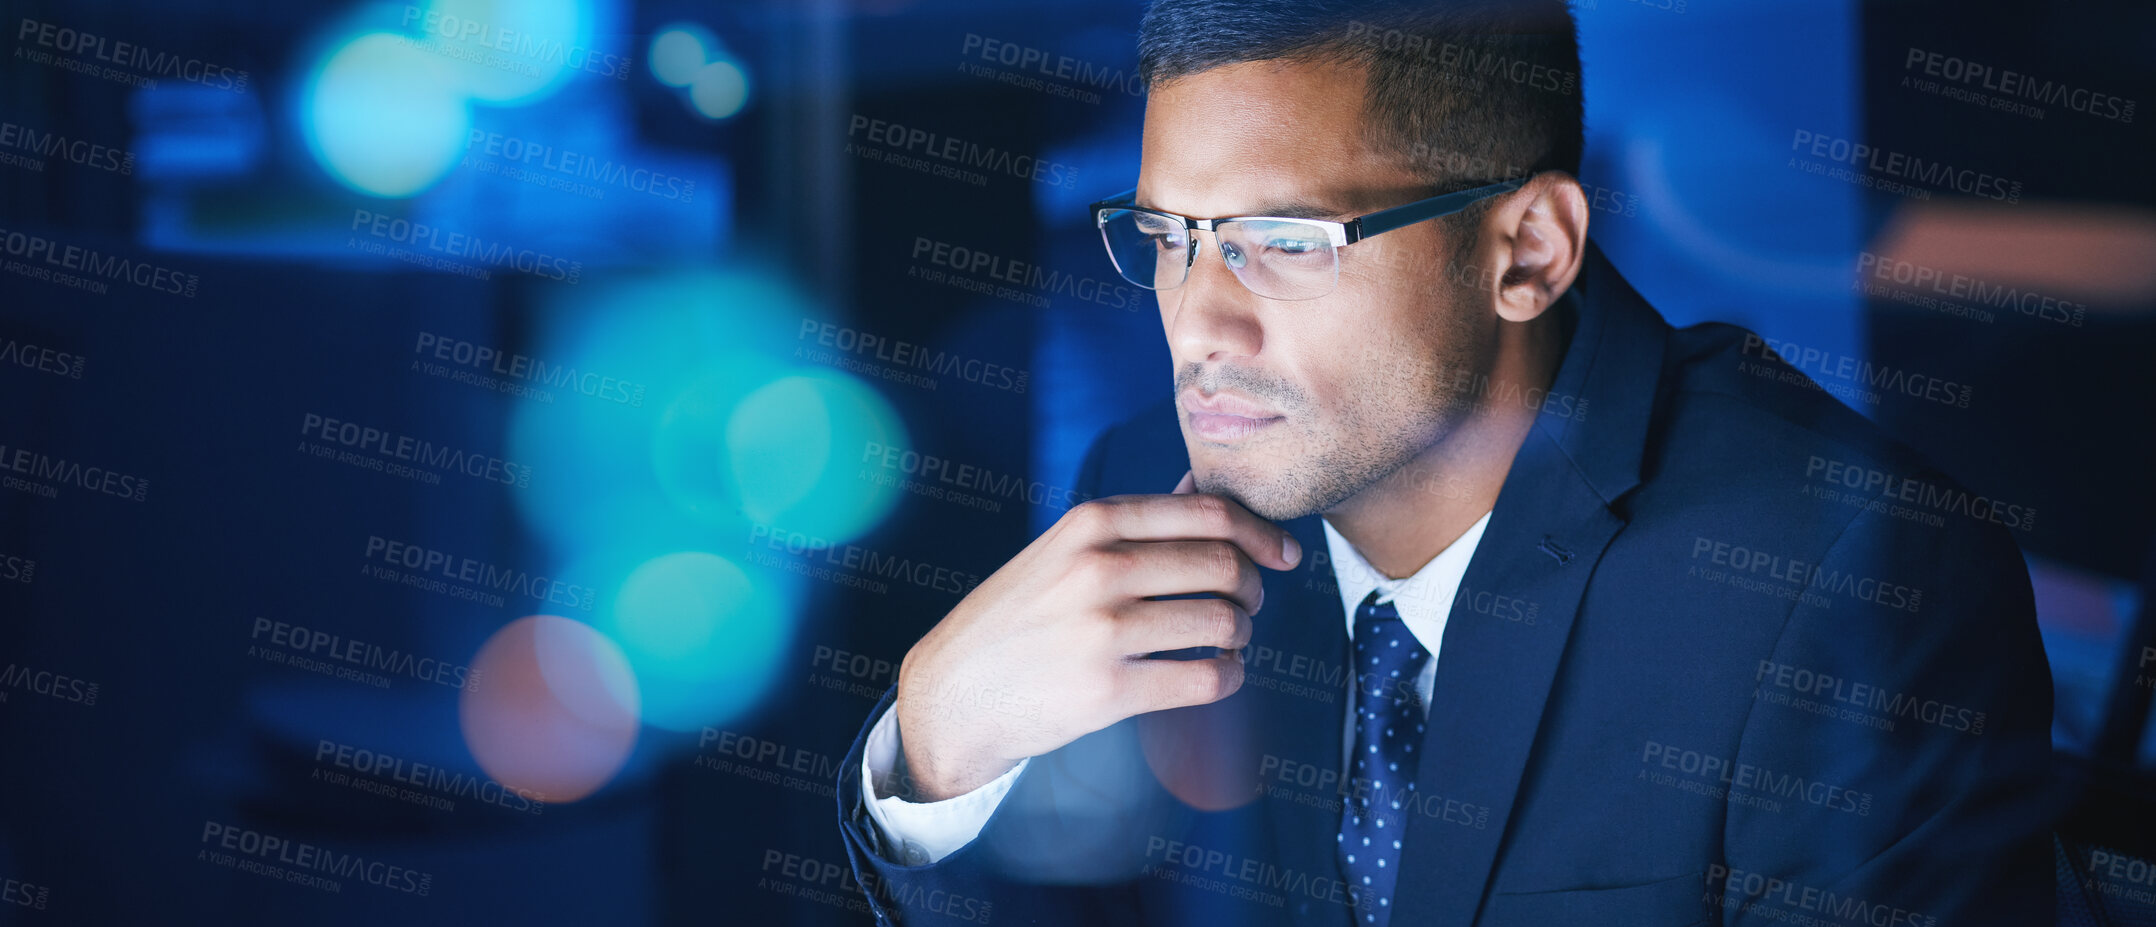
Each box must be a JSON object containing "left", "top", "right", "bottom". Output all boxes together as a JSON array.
[{"left": 1484, "top": 172, "right": 1589, "bottom": 323}]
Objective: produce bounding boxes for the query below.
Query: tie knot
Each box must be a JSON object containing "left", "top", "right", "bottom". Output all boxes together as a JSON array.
[
  {"left": 1358, "top": 590, "right": 1399, "bottom": 617},
  {"left": 1352, "top": 590, "right": 1427, "bottom": 701}
]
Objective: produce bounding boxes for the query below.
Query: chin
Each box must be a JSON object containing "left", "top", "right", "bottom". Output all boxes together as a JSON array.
[{"left": 1190, "top": 463, "right": 1323, "bottom": 523}]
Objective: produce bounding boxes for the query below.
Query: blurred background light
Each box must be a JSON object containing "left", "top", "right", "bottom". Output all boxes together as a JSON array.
[
  {"left": 418, "top": 0, "right": 589, "bottom": 105},
  {"left": 603, "top": 552, "right": 790, "bottom": 731},
  {"left": 688, "top": 59, "right": 750, "bottom": 120},
  {"left": 499, "top": 271, "right": 908, "bottom": 733},
  {"left": 723, "top": 372, "right": 905, "bottom": 541},
  {"left": 508, "top": 272, "right": 906, "bottom": 556},
  {"left": 649, "top": 24, "right": 714, "bottom": 88},
  {"left": 303, "top": 31, "right": 471, "bottom": 197},
  {"left": 460, "top": 614, "right": 641, "bottom": 804}
]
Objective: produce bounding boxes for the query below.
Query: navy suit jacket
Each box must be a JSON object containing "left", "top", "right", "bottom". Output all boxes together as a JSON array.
[{"left": 834, "top": 244, "right": 2055, "bottom": 926}]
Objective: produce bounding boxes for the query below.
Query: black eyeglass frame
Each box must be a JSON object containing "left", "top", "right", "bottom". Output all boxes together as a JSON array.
[{"left": 1085, "top": 176, "right": 1530, "bottom": 296}]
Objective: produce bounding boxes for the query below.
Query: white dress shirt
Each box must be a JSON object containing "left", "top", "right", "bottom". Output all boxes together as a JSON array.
[{"left": 857, "top": 510, "right": 1495, "bottom": 866}]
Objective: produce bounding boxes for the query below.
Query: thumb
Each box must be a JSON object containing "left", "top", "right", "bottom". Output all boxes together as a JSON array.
[{"left": 1171, "top": 470, "right": 1195, "bottom": 494}]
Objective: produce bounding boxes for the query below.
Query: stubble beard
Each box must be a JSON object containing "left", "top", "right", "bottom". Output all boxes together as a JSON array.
[{"left": 1190, "top": 316, "right": 1485, "bottom": 522}]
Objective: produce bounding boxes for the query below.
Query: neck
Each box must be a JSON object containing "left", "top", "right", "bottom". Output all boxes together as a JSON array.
[{"left": 1321, "top": 303, "right": 1570, "bottom": 579}]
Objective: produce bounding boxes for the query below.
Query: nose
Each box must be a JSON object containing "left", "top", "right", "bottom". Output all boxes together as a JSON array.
[{"left": 1164, "top": 227, "right": 1265, "bottom": 364}]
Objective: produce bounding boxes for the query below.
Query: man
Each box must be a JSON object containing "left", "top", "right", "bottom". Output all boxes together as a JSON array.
[{"left": 834, "top": 1, "right": 2056, "bottom": 924}]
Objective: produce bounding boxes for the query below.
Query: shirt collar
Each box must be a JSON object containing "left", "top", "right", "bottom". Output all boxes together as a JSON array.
[{"left": 1322, "top": 510, "right": 1492, "bottom": 646}]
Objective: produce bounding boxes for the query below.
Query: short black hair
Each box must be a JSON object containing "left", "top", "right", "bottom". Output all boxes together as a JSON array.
[{"left": 1138, "top": 0, "right": 1583, "bottom": 193}]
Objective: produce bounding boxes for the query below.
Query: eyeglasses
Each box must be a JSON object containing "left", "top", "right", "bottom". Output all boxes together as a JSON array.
[{"left": 1087, "top": 178, "right": 1526, "bottom": 301}]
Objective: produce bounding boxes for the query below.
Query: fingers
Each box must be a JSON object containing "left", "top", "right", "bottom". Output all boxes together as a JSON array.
[
  {"left": 1118, "top": 651, "right": 1244, "bottom": 716},
  {"left": 1073, "top": 490, "right": 1302, "bottom": 572},
  {"left": 1102, "top": 539, "right": 1265, "bottom": 613},
  {"left": 1114, "top": 596, "right": 1253, "bottom": 655}
]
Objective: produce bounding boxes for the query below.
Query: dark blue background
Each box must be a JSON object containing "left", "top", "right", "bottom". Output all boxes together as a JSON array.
[{"left": 1, "top": 0, "right": 2151, "bottom": 922}]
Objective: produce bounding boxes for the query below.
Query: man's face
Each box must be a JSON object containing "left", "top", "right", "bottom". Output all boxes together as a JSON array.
[{"left": 1139, "top": 58, "right": 1495, "bottom": 521}]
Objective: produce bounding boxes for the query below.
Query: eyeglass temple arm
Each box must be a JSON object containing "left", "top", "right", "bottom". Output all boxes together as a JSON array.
[
  {"left": 1344, "top": 178, "right": 1527, "bottom": 244},
  {"left": 1088, "top": 189, "right": 1140, "bottom": 222}
]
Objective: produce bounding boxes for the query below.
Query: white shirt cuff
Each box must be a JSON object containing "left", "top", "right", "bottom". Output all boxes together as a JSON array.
[{"left": 859, "top": 705, "right": 1027, "bottom": 866}]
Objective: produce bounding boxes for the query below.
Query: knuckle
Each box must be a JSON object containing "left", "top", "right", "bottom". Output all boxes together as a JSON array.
[
  {"left": 1200, "top": 660, "right": 1243, "bottom": 703},
  {"left": 1071, "top": 547, "right": 1125, "bottom": 587},
  {"left": 1203, "top": 543, "right": 1243, "bottom": 587},
  {"left": 1199, "top": 599, "right": 1239, "bottom": 642},
  {"left": 1187, "top": 493, "right": 1231, "bottom": 531},
  {"left": 1068, "top": 498, "right": 1110, "bottom": 531}
]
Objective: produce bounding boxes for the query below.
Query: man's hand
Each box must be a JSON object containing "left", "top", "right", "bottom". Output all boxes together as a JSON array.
[{"left": 890, "top": 471, "right": 1303, "bottom": 802}]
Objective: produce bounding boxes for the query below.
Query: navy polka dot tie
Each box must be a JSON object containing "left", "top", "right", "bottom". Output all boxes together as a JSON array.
[{"left": 1338, "top": 590, "right": 1429, "bottom": 926}]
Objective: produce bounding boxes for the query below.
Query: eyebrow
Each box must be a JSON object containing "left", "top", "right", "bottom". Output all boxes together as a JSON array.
[
  {"left": 1245, "top": 202, "right": 1353, "bottom": 221},
  {"left": 1131, "top": 199, "right": 1354, "bottom": 222}
]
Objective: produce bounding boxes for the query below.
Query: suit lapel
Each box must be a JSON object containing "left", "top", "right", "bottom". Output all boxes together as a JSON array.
[
  {"left": 1389, "top": 242, "right": 1671, "bottom": 925},
  {"left": 1390, "top": 429, "right": 1624, "bottom": 925}
]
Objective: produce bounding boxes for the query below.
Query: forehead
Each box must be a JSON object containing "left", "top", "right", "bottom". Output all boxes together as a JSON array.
[{"left": 1137, "top": 58, "right": 1407, "bottom": 218}]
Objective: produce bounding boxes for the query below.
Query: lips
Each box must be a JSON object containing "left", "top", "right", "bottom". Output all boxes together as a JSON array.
[{"left": 1181, "top": 390, "right": 1284, "bottom": 442}]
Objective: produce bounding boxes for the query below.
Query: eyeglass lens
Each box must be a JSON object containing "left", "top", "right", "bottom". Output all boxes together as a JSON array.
[{"left": 1097, "top": 209, "right": 1340, "bottom": 300}]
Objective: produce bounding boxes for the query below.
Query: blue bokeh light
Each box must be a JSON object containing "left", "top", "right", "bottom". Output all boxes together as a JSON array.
[
  {"left": 603, "top": 552, "right": 789, "bottom": 731},
  {"left": 503, "top": 271, "right": 911, "bottom": 732},
  {"left": 302, "top": 31, "right": 471, "bottom": 197},
  {"left": 724, "top": 372, "right": 906, "bottom": 542},
  {"left": 649, "top": 25, "right": 713, "bottom": 88},
  {"left": 416, "top": 0, "right": 591, "bottom": 104},
  {"left": 688, "top": 59, "right": 750, "bottom": 120}
]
